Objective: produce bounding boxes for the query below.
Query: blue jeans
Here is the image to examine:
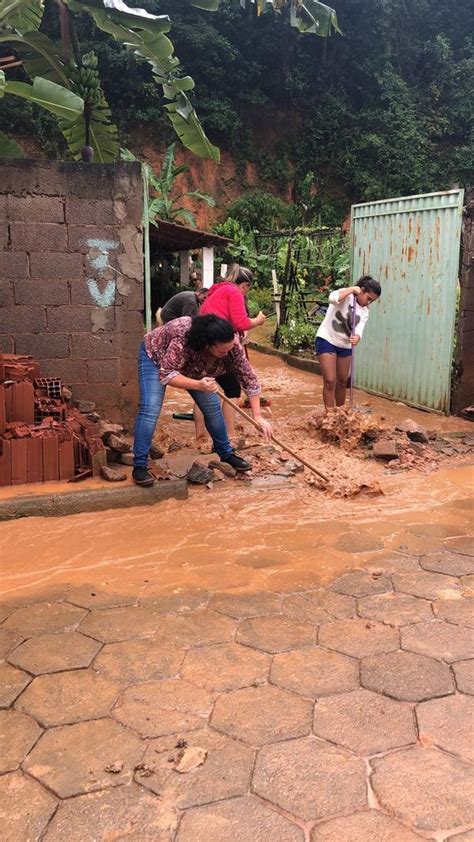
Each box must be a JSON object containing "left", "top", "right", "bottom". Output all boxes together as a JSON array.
[{"left": 133, "top": 343, "right": 233, "bottom": 466}]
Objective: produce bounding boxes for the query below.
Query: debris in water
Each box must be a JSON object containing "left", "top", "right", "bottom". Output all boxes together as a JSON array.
[
  {"left": 307, "top": 406, "right": 381, "bottom": 450},
  {"left": 104, "top": 761, "right": 123, "bottom": 774},
  {"left": 175, "top": 746, "right": 208, "bottom": 774}
]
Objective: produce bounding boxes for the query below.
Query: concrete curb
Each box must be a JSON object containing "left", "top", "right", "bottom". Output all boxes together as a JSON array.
[
  {"left": 0, "top": 479, "right": 188, "bottom": 521},
  {"left": 248, "top": 341, "right": 322, "bottom": 377}
]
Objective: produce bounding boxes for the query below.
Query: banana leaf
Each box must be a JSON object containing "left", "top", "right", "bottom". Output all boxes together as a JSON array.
[
  {"left": 0, "top": 0, "right": 43, "bottom": 30},
  {"left": 0, "top": 31, "right": 69, "bottom": 85},
  {"left": 1, "top": 73, "right": 84, "bottom": 121},
  {"left": 61, "top": 101, "right": 118, "bottom": 162}
]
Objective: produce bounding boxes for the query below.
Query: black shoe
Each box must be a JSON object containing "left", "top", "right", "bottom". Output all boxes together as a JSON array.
[
  {"left": 132, "top": 466, "right": 155, "bottom": 487},
  {"left": 221, "top": 453, "right": 252, "bottom": 472}
]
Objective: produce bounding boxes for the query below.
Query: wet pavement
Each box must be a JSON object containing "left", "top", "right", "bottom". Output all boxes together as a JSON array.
[{"left": 1, "top": 352, "right": 473, "bottom": 840}]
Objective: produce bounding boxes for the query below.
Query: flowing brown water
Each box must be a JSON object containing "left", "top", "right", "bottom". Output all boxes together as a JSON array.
[{"left": 1, "top": 352, "right": 472, "bottom": 602}]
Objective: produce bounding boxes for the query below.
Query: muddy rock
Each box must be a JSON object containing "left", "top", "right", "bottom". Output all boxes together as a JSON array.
[
  {"left": 373, "top": 440, "right": 399, "bottom": 460},
  {"left": 187, "top": 462, "right": 216, "bottom": 484},
  {"left": 108, "top": 434, "right": 131, "bottom": 454},
  {"left": 285, "top": 460, "right": 304, "bottom": 474},
  {"left": 62, "top": 386, "right": 73, "bottom": 401},
  {"left": 407, "top": 429, "right": 429, "bottom": 444},
  {"left": 105, "top": 447, "right": 122, "bottom": 464},
  {"left": 408, "top": 442, "right": 426, "bottom": 456},
  {"left": 150, "top": 444, "right": 164, "bottom": 460},
  {"left": 73, "top": 400, "right": 96, "bottom": 413},
  {"left": 100, "top": 466, "right": 127, "bottom": 482},
  {"left": 209, "top": 460, "right": 237, "bottom": 478},
  {"left": 98, "top": 422, "right": 124, "bottom": 441},
  {"left": 120, "top": 453, "right": 134, "bottom": 466}
]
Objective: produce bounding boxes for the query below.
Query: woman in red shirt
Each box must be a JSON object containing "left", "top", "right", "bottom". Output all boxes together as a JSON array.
[{"left": 200, "top": 265, "right": 266, "bottom": 442}]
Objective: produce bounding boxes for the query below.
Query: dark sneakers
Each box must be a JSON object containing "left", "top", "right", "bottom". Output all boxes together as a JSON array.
[
  {"left": 132, "top": 466, "right": 155, "bottom": 487},
  {"left": 221, "top": 453, "right": 252, "bottom": 472}
]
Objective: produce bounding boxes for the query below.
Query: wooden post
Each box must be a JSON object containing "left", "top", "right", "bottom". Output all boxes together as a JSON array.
[{"left": 272, "top": 269, "right": 281, "bottom": 326}]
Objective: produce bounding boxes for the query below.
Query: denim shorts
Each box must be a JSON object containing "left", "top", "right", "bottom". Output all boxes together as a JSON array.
[{"left": 315, "top": 336, "right": 352, "bottom": 357}]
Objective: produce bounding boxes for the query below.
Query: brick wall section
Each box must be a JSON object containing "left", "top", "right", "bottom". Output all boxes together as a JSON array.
[
  {"left": 452, "top": 188, "right": 474, "bottom": 414},
  {"left": 0, "top": 159, "right": 144, "bottom": 423}
]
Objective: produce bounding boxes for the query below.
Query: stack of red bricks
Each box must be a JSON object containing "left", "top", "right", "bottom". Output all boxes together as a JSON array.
[{"left": 0, "top": 353, "right": 105, "bottom": 486}]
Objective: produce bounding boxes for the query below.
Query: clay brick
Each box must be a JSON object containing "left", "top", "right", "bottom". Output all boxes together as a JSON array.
[
  {"left": 65, "top": 198, "right": 116, "bottom": 225},
  {"left": 0, "top": 252, "right": 28, "bottom": 278},
  {"left": 7, "top": 195, "right": 64, "bottom": 222},
  {"left": 42, "top": 434, "right": 60, "bottom": 481},
  {"left": 0, "top": 280, "right": 14, "bottom": 307},
  {"left": 68, "top": 225, "right": 120, "bottom": 253},
  {"left": 46, "top": 306, "right": 96, "bottom": 332},
  {"left": 40, "top": 359, "right": 86, "bottom": 384},
  {"left": 10, "top": 222, "right": 67, "bottom": 253},
  {"left": 0, "top": 334, "right": 15, "bottom": 353},
  {"left": 14, "top": 278, "right": 70, "bottom": 306},
  {"left": 87, "top": 358, "right": 120, "bottom": 384},
  {"left": 15, "top": 333, "right": 70, "bottom": 360},
  {"left": 11, "top": 439, "right": 28, "bottom": 485},
  {"left": 0, "top": 306, "right": 46, "bottom": 334},
  {"left": 30, "top": 252, "right": 83, "bottom": 281},
  {"left": 0, "top": 439, "right": 12, "bottom": 486},
  {"left": 71, "top": 332, "right": 119, "bottom": 358},
  {"left": 59, "top": 439, "right": 75, "bottom": 480},
  {"left": 10, "top": 380, "right": 34, "bottom": 423},
  {"left": 0, "top": 384, "right": 5, "bottom": 435},
  {"left": 27, "top": 437, "right": 43, "bottom": 484}
]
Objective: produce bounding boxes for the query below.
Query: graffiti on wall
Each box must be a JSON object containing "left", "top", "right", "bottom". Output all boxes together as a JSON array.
[{"left": 85, "top": 238, "right": 119, "bottom": 308}]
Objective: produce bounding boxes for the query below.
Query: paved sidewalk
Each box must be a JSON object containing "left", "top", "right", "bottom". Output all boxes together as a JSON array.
[{"left": 1, "top": 535, "right": 473, "bottom": 841}]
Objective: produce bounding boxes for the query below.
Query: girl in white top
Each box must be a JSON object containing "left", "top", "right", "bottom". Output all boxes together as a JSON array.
[{"left": 315, "top": 275, "right": 381, "bottom": 410}]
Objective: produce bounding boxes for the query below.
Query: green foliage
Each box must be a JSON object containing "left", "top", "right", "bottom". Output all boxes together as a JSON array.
[
  {"left": 278, "top": 316, "right": 315, "bottom": 354},
  {"left": 246, "top": 284, "right": 273, "bottom": 315},
  {"left": 225, "top": 190, "right": 290, "bottom": 231}
]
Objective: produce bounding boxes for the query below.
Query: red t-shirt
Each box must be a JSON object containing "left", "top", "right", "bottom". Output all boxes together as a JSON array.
[{"left": 199, "top": 282, "right": 251, "bottom": 332}]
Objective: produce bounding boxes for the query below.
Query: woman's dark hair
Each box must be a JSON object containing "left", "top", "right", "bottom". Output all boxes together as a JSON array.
[
  {"left": 359, "top": 275, "right": 382, "bottom": 297},
  {"left": 226, "top": 264, "right": 253, "bottom": 286},
  {"left": 186, "top": 314, "right": 235, "bottom": 352}
]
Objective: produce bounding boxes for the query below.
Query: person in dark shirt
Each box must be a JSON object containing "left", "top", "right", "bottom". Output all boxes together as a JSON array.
[{"left": 159, "top": 289, "right": 207, "bottom": 324}]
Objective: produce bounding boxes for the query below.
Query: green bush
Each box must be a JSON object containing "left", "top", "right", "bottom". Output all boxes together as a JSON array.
[{"left": 278, "top": 318, "right": 315, "bottom": 354}]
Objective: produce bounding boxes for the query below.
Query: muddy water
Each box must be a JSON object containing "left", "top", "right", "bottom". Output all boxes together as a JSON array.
[{"left": 1, "top": 352, "right": 472, "bottom": 602}]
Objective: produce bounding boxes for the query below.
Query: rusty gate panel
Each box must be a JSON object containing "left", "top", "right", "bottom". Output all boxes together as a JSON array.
[{"left": 351, "top": 189, "right": 464, "bottom": 413}]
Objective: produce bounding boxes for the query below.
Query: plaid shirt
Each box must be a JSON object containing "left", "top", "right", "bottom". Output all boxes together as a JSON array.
[{"left": 144, "top": 317, "right": 261, "bottom": 397}]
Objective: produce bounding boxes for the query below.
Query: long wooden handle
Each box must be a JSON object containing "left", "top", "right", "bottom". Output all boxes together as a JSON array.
[{"left": 217, "top": 390, "right": 329, "bottom": 484}]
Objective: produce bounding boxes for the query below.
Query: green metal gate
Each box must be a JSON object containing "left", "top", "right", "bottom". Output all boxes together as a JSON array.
[{"left": 351, "top": 189, "right": 464, "bottom": 413}]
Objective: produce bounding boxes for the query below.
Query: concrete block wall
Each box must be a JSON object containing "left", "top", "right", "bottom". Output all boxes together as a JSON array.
[{"left": 0, "top": 159, "right": 144, "bottom": 423}]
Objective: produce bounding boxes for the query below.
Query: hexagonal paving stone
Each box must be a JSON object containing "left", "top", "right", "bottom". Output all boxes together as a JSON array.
[
  {"left": 445, "top": 536, "right": 474, "bottom": 557},
  {"left": 1, "top": 586, "right": 69, "bottom": 608},
  {"left": 0, "top": 771, "right": 57, "bottom": 842},
  {"left": 334, "top": 532, "right": 384, "bottom": 553},
  {"left": 211, "top": 684, "right": 313, "bottom": 745},
  {"left": 357, "top": 593, "right": 433, "bottom": 627},
  {"left": 93, "top": 637, "right": 185, "bottom": 684},
  {"left": 176, "top": 796, "right": 304, "bottom": 842},
  {"left": 310, "top": 810, "right": 425, "bottom": 841},
  {"left": 421, "top": 552, "right": 474, "bottom": 577},
  {"left": 43, "top": 785, "right": 176, "bottom": 842},
  {"left": 319, "top": 618, "right": 399, "bottom": 658},
  {"left": 66, "top": 585, "right": 136, "bottom": 610},
  {"left": 156, "top": 611, "right": 236, "bottom": 648},
  {"left": 79, "top": 606, "right": 161, "bottom": 643},
  {"left": 0, "top": 709, "right": 42, "bottom": 773},
  {"left": 0, "top": 629, "right": 22, "bottom": 659},
  {"left": 271, "top": 647, "right": 359, "bottom": 699},
  {"left": 408, "top": 523, "right": 466, "bottom": 539},
  {"left": 393, "top": 571, "right": 462, "bottom": 600},
  {"left": 137, "top": 728, "right": 254, "bottom": 807},
  {"left": 235, "top": 615, "right": 315, "bottom": 654},
  {"left": 282, "top": 590, "right": 356, "bottom": 625},
  {"left": 371, "top": 747, "right": 474, "bottom": 831},
  {"left": 252, "top": 736, "right": 366, "bottom": 821},
  {"left": 0, "top": 605, "right": 13, "bottom": 622},
  {"left": 263, "top": 568, "right": 323, "bottom": 592},
  {"left": 208, "top": 591, "right": 282, "bottom": 619},
  {"left": 417, "top": 694, "right": 474, "bottom": 763},
  {"left": 462, "top": 574, "right": 474, "bottom": 591},
  {"left": 140, "top": 589, "right": 210, "bottom": 615},
  {"left": 113, "top": 679, "right": 213, "bottom": 737},
  {"left": 401, "top": 621, "right": 473, "bottom": 663},
  {"left": 313, "top": 688, "right": 416, "bottom": 755},
  {"left": 433, "top": 596, "right": 474, "bottom": 628},
  {"left": 361, "top": 650, "right": 454, "bottom": 701},
  {"left": 453, "top": 660, "right": 474, "bottom": 695},
  {"left": 0, "top": 662, "right": 31, "bottom": 707},
  {"left": 16, "top": 670, "right": 121, "bottom": 727},
  {"left": 329, "top": 570, "right": 392, "bottom": 598},
  {"left": 366, "top": 553, "right": 422, "bottom": 574},
  {"left": 7, "top": 632, "right": 101, "bottom": 675},
  {"left": 181, "top": 643, "right": 269, "bottom": 692},
  {"left": 449, "top": 833, "right": 474, "bottom": 841},
  {"left": 23, "top": 718, "right": 144, "bottom": 798},
  {"left": 2, "top": 602, "right": 86, "bottom": 637}
]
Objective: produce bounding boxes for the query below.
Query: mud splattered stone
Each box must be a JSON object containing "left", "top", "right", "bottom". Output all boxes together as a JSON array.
[
  {"left": 433, "top": 596, "right": 474, "bottom": 628},
  {"left": 0, "top": 772, "right": 57, "bottom": 842},
  {"left": 401, "top": 621, "right": 473, "bottom": 663},
  {"left": 453, "top": 660, "right": 474, "bottom": 695},
  {"left": 334, "top": 532, "right": 385, "bottom": 553},
  {"left": 209, "top": 591, "right": 282, "bottom": 619},
  {"left": 16, "top": 670, "right": 120, "bottom": 727},
  {"left": 0, "top": 662, "right": 31, "bottom": 707},
  {"left": 329, "top": 570, "right": 392, "bottom": 598},
  {"left": 113, "top": 679, "right": 212, "bottom": 738},
  {"left": 365, "top": 553, "right": 422, "bottom": 574},
  {"left": 0, "top": 709, "right": 41, "bottom": 773},
  {"left": 282, "top": 590, "right": 356, "bottom": 624},
  {"left": 79, "top": 606, "right": 161, "bottom": 643},
  {"left": 93, "top": 637, "right": 185, "bottom": 684},
  {"left": 271, "top": 647, "right": 359, "bottom": 699},
  {"left": 408, "top": 522, "right": 463, "bottom": 539},
  {"left": 181, "top": 643, "right": 269, "bottom": 691},
  {"left": 2, "top": 602, "right": 86, "bottom": 637},
  {"left": 211, "top": 684, "right": 312, "bottom": 745},
  {"left": 252, "top": 736, "right": 366, "bottom": 821},
  {"left": 43, "top": 785, "right": 176, "bottom": 842},
  {"left": 23, "top": 718, "right": 143, "bottom": 798},
  {"left": 416, "top": 694, "right": 474, "bottom": 763},
  {"left": 421, "top": 552, "right": 474, "bottom": 577},
  {"left": 0, "top": 629, "right": 22, "bottom": 659},
  {"left": 140, "top": 589, "right": 209, "bottom": 615},
  {"left": 371, "top": 747, "right": 474, "bottom": 831},
  {"left": 157, "top": 611, "right": 236, "bottom": 648},
  {"left": 176, "top": 796, "right": 303, "bottom": 842},
  {"left": 66, "top": 586, "right": 136, "bottom": 610},
  {"left": 8, "top": 632, "right": 101, "bottom": 675},
  {"left": 357, "top": 592, "right": 433, "bottom": 627},
  {"left": 393, "top": 571, "right": 461, "bottom": 600},
  {"left": 445, "top": 536, "right": 474, "bottom": 557},
  {"left": 311, "top": 810, "right": 425, "bottom": 841},
  {"left": 361, "top": 650, "right": 454, "bottom": 701},
  {"left": 236, "top": 615, "right": 315, "bottom": 653},
  {"left": 137, "top": 728, "right": 254, "bottom": 807},
  {"left": 313, "top": 688, "right": 416, "bottom": 755},
  {"left": 319, "top": 618, "right": 399, "bottom": 658}
]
